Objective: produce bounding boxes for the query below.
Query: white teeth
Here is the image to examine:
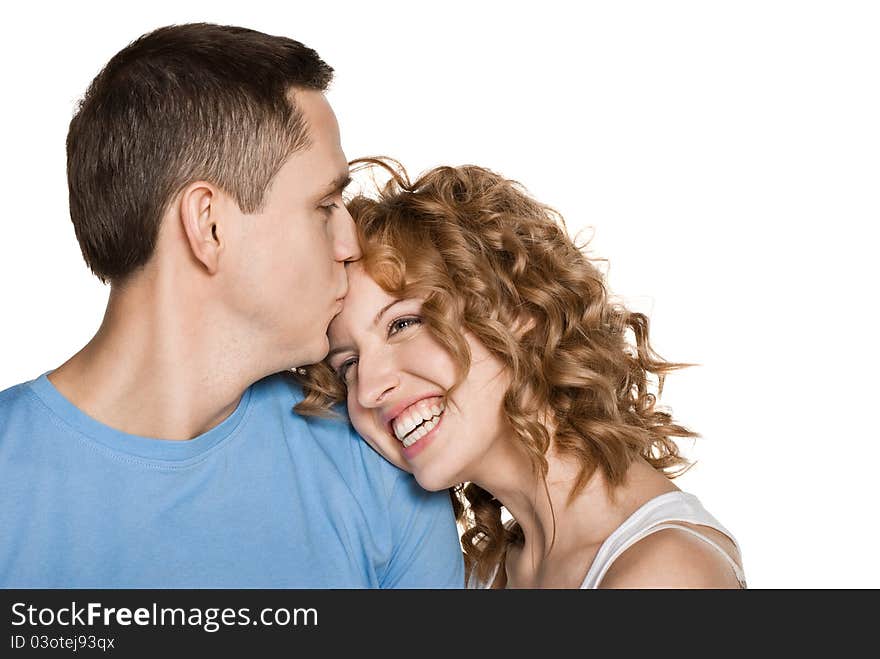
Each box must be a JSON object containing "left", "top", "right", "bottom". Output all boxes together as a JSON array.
[
  {"left": 401, "top": 416, "right": 438, "bottom": 448},
  {"left": 402, "top": 426, "right": 424, "bottom": 448},
  {"left": 395, "top": 413, "right": 421, "bottom": 441},
  {"left": 391, "top": 398, "right": 446, "bottom": 442}
]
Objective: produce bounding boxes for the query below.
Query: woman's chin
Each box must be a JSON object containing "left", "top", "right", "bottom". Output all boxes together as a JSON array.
[{"left": 412, "top": 468, "right": 455, "bottom": 493}]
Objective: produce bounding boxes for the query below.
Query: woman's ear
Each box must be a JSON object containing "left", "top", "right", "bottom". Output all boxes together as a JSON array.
[{"left": 178, "top": 181, "right": 222, "bottom": 275}]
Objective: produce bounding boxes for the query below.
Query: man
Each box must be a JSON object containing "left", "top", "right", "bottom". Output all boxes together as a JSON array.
[{"left": 0, "top": 23, "right": 464, "bottom": 587}]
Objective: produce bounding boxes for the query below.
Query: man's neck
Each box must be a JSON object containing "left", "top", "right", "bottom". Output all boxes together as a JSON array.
[{"left": 49, "top": 275, "right": 274, "bottom": 441}]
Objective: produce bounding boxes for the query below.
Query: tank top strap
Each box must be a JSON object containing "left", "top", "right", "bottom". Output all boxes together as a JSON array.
[{"left": 580, "top": 491, "right": 746, "bottom": 589}]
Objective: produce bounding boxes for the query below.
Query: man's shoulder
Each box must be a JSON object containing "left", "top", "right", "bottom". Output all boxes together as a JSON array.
[
  {"left": 0, "top": 378, "right": 50, "bottom": 447},
  {"left": 0, "top": 378, "right": 40, "bottom": 416},
  {"left": 250, "top": 371, "right": 346, "bottom": 436},
  {"left": 250, "top": 370, "right": 306, "bottom": 404},
  {"left": 248, "top": 371, "right": 397, "bottom": 474}
]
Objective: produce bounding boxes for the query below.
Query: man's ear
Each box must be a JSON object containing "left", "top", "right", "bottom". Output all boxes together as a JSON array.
[{"left": 179, "top": 181, "right": 222, "bottom": 275}]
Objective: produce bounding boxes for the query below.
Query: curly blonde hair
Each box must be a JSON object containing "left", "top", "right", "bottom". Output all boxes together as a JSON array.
[{"left": 294, "top": 157, "right": 696, "bottom": 587}]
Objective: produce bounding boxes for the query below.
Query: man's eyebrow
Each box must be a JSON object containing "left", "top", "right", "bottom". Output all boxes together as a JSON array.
[{"left": 320, "top": 172, "right": 352, "bottom": 198}]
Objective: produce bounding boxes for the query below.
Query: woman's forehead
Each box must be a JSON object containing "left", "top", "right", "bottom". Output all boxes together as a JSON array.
[{"left": 328, "top": 266, "right": 397, "bottom": 344}]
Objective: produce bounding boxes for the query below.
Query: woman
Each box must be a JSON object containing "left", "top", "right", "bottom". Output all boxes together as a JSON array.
[{"left": 296, "top": 158, "right": 746, "bottom": 589}]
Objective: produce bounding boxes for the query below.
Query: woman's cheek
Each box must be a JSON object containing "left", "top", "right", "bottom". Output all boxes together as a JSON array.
[
  {"left": 349, "top": 397, "right": 411, "bottom": 473},
  {"left": 348, "top": 400, "right": 378, "bottom": 454},
  {"left": 367, "top": 429, "right": 411, "bottom": 473}
]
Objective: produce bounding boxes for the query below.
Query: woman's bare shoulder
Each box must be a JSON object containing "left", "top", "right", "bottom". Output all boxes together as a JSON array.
[{"left": 598, "top": 526, "right": 743, "bottom": 589}]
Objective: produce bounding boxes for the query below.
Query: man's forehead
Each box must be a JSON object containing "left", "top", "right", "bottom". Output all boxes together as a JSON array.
[{"left": 291, "top": 88, "right": 339, "bottom": 134}]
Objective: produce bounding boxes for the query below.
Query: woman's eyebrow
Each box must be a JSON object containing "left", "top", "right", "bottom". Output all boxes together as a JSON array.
[
  {"left": 326, "top": 345, "right": 352, "bottom": 362},
  {"left": 373, "top": 299, "right": 408, "bottom": 327},
  {"left": 326, "top": 299, "right": 412, "bottom": 361}
]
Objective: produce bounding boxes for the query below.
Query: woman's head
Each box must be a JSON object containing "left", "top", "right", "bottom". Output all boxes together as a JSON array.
[
  {"left": 325, "top": 261, "right": 513, "bottom": 490},
  {"left": 297, "top": 157, "right": 695, "bottom": 583}
]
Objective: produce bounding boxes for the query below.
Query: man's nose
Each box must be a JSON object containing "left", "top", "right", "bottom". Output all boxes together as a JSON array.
[{"left": 333, "top": 206, "right": 362, "bottom": 262}]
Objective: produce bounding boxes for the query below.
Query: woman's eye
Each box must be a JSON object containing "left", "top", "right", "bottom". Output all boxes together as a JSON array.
[
  {"left": 320, "top": 201, "right": 339, "bottom": 214},
  {"left": 389, "top": 317, "right": 422, "bottom": 336}
]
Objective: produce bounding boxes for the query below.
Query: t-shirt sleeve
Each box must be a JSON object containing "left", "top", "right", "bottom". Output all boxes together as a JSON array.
[{"left": 379, "top": 467, "right": 465, "bottom": 589}]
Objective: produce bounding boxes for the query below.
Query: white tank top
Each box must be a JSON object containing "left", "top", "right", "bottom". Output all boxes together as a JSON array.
[
  {"left": 469, "top": 490, "right": 746, "bottom": 588},
  {"left": 579, "top": 490, "right": 746, "bottom": 588}
]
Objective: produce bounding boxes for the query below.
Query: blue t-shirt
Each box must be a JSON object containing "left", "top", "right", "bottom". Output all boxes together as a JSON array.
[{"left": 0, "top": 372, "right": 464, "bottom": 588}]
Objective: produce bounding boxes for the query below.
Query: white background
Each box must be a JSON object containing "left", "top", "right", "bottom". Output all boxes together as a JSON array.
[{"left": 1, "top": 1, "right": 877, "bottom": 588}]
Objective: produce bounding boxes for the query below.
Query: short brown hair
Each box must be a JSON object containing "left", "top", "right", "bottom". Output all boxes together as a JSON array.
[{"left": 66, "top": 23, "right": 334, "bottom": 283}]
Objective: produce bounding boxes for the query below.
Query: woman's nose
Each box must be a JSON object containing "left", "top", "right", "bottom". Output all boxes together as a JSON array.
[{"left": 356, "top": 355, "right": 400, "bottom": 408}]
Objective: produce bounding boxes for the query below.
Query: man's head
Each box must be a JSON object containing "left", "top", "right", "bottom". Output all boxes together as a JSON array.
[{"left": 66, "top": 23, "right": 360, "bottom": 367}]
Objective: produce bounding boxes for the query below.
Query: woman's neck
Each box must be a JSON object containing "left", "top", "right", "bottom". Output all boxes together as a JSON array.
[{"left": 471, "top": 445, "right": 679, "bottom": 588}]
